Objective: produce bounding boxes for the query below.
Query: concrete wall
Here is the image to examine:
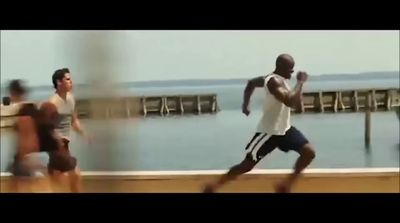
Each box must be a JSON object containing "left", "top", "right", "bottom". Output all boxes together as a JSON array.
[{"left": 1, "top": 168, "right": 398, "bottom": 193}]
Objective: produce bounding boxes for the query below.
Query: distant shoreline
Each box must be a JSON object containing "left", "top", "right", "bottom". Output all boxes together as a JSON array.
[{"left": 1, "top": 71, "right": 399, "bottom": 90}]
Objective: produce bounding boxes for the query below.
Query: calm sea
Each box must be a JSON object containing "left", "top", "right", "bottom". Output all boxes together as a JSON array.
[{"left": 1, "top": 78, "right": 399, "bottom": 171}]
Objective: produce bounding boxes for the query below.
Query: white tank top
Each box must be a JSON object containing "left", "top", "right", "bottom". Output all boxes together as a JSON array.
[
  {"left": 49, "top": 92, "right": 75, "bottom": 140},
  {"left": 256, "top": 73, "right": 291, "bottom": 135}
]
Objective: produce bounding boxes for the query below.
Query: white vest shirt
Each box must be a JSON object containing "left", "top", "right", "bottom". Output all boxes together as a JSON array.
[
  {"left": 49, "top": 92, "right": 75, "bottom": 140},
  {"left": 256, "top": 73, "right": 291, "bottom": 135}
]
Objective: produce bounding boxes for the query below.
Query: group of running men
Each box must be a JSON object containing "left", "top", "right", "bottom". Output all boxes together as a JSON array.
[
  {"left": 7, "top": 54, "right": 316, "bottom": 193},
  {"left": 8, "top": 68, "right": 90, "bottom": 192}
]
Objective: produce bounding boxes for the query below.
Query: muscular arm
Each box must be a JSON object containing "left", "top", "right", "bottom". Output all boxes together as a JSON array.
[
  {"left": 70, "top": 95, "right": 86, "bottom": 137},
  {"left": 71, "top": 112, "right": 85, "bottom": 136},
  {"left": 267, "top": 77, "right": 304, "bottom": 109},
  {"left": 242, "top": 76, "right": 266, "bottom": 110}
]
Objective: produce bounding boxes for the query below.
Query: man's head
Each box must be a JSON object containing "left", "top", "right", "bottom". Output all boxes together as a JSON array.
[
  {"left": 275, "top": 54, "right": 295, "bottom": 79},
  {"left": 8, "top": 79, "right": 28, "bottom": 103},
  {"left": 52, "top": 68, "right": 73, "bottom": 92}
]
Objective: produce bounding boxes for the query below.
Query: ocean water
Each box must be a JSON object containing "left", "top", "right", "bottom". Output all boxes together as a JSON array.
[
  {"left": 1, "top": 78, "right": 399, "bottom": 172},
  {"left": 1, "top": 78, "right": 397, "bottom": 110}
]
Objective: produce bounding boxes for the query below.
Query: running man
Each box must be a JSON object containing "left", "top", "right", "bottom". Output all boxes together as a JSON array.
[
  {"left": 11, "top": 101, "right": 69, "bottom": 192},
  {"left": 48, "top": 68, "right": 91, "bottom": 192},
  {"left": 6, "top": 80, "right": 49, "bottom": 192},
  {"left": 203, "top": 54, "right": 316, "bottom": 193}
]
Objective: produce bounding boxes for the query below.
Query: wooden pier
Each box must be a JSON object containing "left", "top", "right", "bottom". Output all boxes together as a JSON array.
[
  {"left": 296, "top": 88, "right": 400, "bottom": 113},
  {"left": 0, "top": 93, "right": 220, "bottom": 127},
  {"left": 75, "top": 94, "right": 220, "bottom": 119},
  {"left": 1, "top": 88, "right": 399, "bottom": 127},
  {"left": 73, "top": 88, "right": 399, "bottom": 119}
]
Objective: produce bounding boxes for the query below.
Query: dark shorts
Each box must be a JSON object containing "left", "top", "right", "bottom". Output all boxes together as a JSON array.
[
  {"left": 47, "top": 138, "right": 77, "bottom": 173},
  {"left": 245, "top": 126, "right": 309, "bottom": 163}
]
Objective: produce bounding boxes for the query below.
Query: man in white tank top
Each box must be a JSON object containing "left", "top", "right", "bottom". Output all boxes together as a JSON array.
[
  {"left": 203, "top": 54, "right": 316, "bottom": 193},
  {"left": 48, "top": 68, "right": 91, "bottom": 192}
]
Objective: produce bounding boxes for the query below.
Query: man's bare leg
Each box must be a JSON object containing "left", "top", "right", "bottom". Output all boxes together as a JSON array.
[
  {"left": 275, "top": 144, "right": 316, "bottom": 193},
  {"left": 67, "top": 166, "right": 82, "bottom": 193},
  {"left": 49, "top": 170, "right": 66, "bottom": 192},
  {"left": 203, "top": 156, "right": 256, "bottom": 193}
]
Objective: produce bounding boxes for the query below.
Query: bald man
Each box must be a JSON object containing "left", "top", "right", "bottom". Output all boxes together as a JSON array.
[{"left": 203, "top": 54, "right": 316, "bottom": 193}]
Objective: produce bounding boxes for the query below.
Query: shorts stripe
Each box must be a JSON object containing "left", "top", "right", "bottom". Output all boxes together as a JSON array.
[
  {"left": 245, "top": 133, "right": 267, "bottom": 153},
  {"left": 251, "top": 135, "right": 272, "bottom": 161}
]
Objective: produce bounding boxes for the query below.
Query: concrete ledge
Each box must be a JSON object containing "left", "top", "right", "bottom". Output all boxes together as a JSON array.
[{"left": 1, "top": 168, "right": 399, "bottom": 193}]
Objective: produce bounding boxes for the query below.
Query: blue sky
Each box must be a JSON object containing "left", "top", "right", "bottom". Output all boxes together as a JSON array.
[{"left": 1, "top": 30, "right": 399, "bottom": 86}]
